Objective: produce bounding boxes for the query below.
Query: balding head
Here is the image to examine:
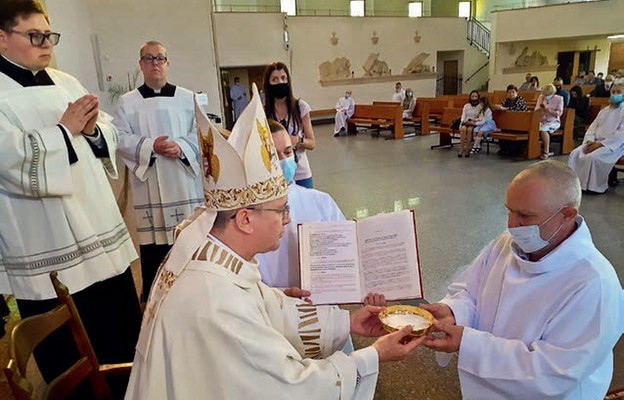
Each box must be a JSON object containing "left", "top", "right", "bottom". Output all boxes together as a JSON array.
[{"left": 511, "top": 160, "right": 581, "bottom": 212}]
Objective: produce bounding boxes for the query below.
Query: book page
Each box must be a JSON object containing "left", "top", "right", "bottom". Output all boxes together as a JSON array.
[
  {"left": 299, "top": 221, "right": 362, "bottom": 305},
  {"left": 357, "top": 210, "right": 422, "bottom": 301}
]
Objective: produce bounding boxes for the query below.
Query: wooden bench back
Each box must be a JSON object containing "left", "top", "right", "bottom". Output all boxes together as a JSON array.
[
  {"left": 418, "top": 98, "right": 453, "bottom": 114},
  {"left": 518, "top": 91, "right": 541, "bottom": 101},
  {"left": 352, "top": 104, "right": 401, "bottom": 120},
  {"left": 439, "top": 107, "right": 462, "bottom": 126},
  {"left": 492, "top": 110, "right": 537, "bottom": 133}
]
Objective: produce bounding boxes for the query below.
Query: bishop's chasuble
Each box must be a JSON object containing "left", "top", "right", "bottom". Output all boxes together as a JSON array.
[{"left": 126, "top": 235, "right": 379, "bottom": 399}]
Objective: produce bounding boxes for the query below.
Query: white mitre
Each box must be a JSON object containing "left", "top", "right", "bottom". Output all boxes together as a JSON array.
[{"left": 136, "top": 84, "right": 287, "bottom": 358}]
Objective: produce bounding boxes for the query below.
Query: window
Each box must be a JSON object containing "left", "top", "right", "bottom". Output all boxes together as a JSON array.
[
  {"left": 458, "top": 1, "right": 471, "bottom": 18},
  {"left": 408, "top": 2, "right": 423, "bottom": 18},
  {"left": 281, "top": 0, "right": 296, "bottom": 16},
  {"left": 350, "top": 0, "right": 365, "bottom": 17}
]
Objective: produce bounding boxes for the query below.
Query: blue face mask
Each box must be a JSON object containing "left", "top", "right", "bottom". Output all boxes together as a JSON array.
[
  {"left": 279, "top": 155, "right": 297, "bottom": 184},
  {"left": 610, "top": 94, "right": 624, "bottom": 106}
]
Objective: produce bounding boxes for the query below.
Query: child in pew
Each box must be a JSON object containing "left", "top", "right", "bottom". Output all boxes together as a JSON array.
[{"left": 470, "top": 96, "right": 497, "bottom": 154}]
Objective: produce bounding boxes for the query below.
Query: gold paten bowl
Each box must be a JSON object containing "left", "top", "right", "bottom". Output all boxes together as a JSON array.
[{"left": 379, "top": 305, "right": 434, "bottom": 337}]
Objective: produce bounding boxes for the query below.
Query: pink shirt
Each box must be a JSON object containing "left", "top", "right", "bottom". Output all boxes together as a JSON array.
[{"left": 535, "top": 94, "right": 564, "bottom": 124}]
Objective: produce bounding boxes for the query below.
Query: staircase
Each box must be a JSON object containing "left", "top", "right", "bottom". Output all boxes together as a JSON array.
[{"left": 467, "top": 18, "right": 491, "bottom": 58}]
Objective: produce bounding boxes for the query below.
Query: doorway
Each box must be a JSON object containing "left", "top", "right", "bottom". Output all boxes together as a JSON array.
[
  {"left": 443, "top": 60, "right": 459, "bottom": 95},
  {"left": 557, "top": 51, "right": 574, "bottom": 83},
  {"left": 220, "top": 65, "right": 267, "bottom": 129}
]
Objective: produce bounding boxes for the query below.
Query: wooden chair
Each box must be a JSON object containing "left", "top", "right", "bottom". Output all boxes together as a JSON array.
[{"left": 3, "top": 272, "right": 132, "bottom": 400}]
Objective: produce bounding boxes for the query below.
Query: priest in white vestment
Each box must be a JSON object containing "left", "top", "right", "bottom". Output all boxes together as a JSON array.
[
  {"left": 568, "top": 84, "right": 624, "bottom": 193},
  {"left": 392, "top": 82, "right": 405, "bottom": 103},
  {"left": 229, "top": 76, "right": 248, "bottom": 121},
  {"left": 114, "top": 41, "right": 203, "bottom": 298},
  {"left": 422, "top": 161, "right": 623, "bottom": 400},
  {"left": 334, "top": 90, "right": 355, "bottom": 136},
  {"left": 126, "top": 85, "right": 424, "bottom": 400},
  {"left": 0, "top": 1, "right": 141, "bottom": 386}
]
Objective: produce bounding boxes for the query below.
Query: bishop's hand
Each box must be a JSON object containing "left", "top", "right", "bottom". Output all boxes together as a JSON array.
[
  {"left": 372, "top": 326, "right": 425, "bottom": 362},
  {"left": 350, "top": 305, "right": 386, "bottom": 337}
]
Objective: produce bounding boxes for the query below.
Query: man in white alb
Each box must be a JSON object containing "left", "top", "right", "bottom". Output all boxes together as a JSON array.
[
  {"left": 392, "top": 81, "right": 405, "bottom": 103},
  {"left": 0, "top": 0, "right": 141, "bottom": 386},
  {"left": 334, "top": 89, "right": 355, "bottom": 137},
  {"left": 125, "top": 86, "right": 424, "bottom": 400},
  {"left": 422, "top": 161, "right": 623, "bottom": 400},
  {"left": 230, "top": 76, "right": 248, "bottom": 122},
  {"left": 257, "top": 119, "right": 345, "bottom": 290},
  {"left": 568, "top": 84, "right": 624, "bottom": 194},
  {"left": 114, "top": 40, "right": 203, "bottom": 298}
]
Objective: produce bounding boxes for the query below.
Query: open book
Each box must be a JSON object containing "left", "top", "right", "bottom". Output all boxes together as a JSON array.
[{"left": 298, "top": 210, "right": 423, "bottom": 305}]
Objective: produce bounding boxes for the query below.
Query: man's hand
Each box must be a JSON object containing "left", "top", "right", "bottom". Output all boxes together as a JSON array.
[
  {"left": 153, "top": 136, "right": 182, "bottom": 158},
  {"left": 283, "top": 287, "right": 312, "bottom": 304},
  {"left": 419, "top": 303, "right": 456, "bottom": 325},
  {"left": 59, "top": 94, "right": 99, "bottom": 135},
  {"left": 422, "top": 320, "right": 464, "bottom": 353},
  {"left": 583, "top": 142, "right": 603, "bottom": 154},
  {"left": 372, "top": 326, "right": 425, "bottom": 362},
  {"left": 82, "top": 96, "right": 100, "bottom": 135},
  {"left": 363, "top": 292, "right": 386, "bottom": 307},
  {"left": 350, "top": 305, "right": 386, "bottom": 337}
]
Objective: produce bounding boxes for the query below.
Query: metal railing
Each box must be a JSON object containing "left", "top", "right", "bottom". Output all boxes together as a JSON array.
[
  {"left": 467, "top": 17, "right": 490, "bottom": 58},
  {"left": 465, "top": 61, "right": 489, "bottom": 83}
]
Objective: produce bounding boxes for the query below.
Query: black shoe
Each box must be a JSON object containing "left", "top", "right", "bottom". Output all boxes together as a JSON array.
[
  {"left": 458, "top": 153, "right": 463, "bottom": 158},
  {"left": 334, "top": 132, "right": 341, "bottom": 137}
]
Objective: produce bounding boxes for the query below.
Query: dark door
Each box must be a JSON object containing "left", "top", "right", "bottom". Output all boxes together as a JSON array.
[
  {"left": 443, "top": 60, "right": 459, "bottom": 95},
  {"left": 557, "top": 51, "right": 575, "bottom": 84}
]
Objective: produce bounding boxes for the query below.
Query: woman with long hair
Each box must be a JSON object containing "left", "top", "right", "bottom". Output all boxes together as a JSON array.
[
  {"left": 458, "top": 90, "right": 481, "bottom": 157},
  {"left": 470, "top": 96, "right": 497, "bottom": 154},
  {"left": 263, "top": 62, "right": 316, "bottom": 188}
]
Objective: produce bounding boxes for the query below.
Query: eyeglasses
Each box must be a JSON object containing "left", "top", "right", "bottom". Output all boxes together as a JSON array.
[
  {"left": 234, "top": 204, "right": 290, "bottom": 220},
  {"left": 140, "top": 55, "right": 168, "bottom": 64},
  {"left": 10, "top": 30, "right": 61, "bottom": 47}
]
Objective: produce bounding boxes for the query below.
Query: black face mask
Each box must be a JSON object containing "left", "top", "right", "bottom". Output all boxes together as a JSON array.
[
  {"left": 470, "top": 99, "right": 479, "bottom": 106},
  {"left": 268, "top": 82, "right": 290, "bottom": 99}
]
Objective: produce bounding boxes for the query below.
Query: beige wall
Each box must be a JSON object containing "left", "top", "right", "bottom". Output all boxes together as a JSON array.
[{"left": 488, "top": 0, "right": 623, "bottom": 90}]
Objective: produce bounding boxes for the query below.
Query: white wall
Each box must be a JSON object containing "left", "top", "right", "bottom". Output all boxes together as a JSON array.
[
  {"left": 46, "top": 0, "right": 100, "bottom": 94},
  {"left": 49, "top": 0, "right": 222, "bottom": 116},
  {"left": 214, "top": 13, "right": 288, "bottom": 67}
]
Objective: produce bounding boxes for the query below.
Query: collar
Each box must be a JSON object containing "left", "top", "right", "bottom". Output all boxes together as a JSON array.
[
  {"left": 187, "top": 234, "right": 261, "bottom": 289},
  {"left": 0, "top": 54, "right": 54, "bottom": 87},
  {"left": 137, "top": 82, "right": 176, "bottom": 98},
  {"left": 511, "top": 216, "right": 591, "bottom": 274}
]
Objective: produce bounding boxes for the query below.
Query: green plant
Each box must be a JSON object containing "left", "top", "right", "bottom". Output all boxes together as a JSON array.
[{"left": 108, "top": 69, "right": 140, "bottom": 103}]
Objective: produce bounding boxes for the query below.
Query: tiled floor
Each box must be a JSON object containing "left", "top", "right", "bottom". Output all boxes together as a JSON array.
[{"left": 1, "top": 123, "right": 622, "bottom": 399}]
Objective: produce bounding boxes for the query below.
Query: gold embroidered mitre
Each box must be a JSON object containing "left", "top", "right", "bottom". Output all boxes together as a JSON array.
[{"left": 195, "top": 83, "right": 288, "bottom": 210}]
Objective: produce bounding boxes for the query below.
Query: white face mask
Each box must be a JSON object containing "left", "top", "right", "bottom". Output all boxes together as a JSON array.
[{"left": 508, "top": 208, "right": 563, "bottom": 254}]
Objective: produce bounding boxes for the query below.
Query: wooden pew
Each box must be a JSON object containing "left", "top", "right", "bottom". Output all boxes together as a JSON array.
[
  {"left": 487, "top": 111, "right": 541, "bottom": 160},
  {"left": 550, "top": 108, "right": 575, "bottom": 155},
  {"left": 518, "top": 91, "right": 541, "bottom": 101},
  {"left": 429, "top": 107, "right": 463, "bottom": 149},
  {"left": 347, "top": 103, "right": 404, "bottom": 139},
  {"left": 418, "top": 98, "right": 453, "bottom": 135}
]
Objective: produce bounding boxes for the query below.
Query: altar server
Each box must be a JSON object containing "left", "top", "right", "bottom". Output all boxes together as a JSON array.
[{"left": 114, "top": 40, "right": 203, "bottom": 297}]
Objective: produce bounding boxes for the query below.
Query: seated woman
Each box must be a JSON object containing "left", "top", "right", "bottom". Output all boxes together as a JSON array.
[
  {"left": 470, "top": 96, "right": 497, "bottom": 154},
  {"left": 528, "top": 76, "right": 541, "bottom": 91},
  {"left": 402, "top": 88, "right": 416, "bottom": 119},
  {"left": 568, "top": 85, "right": 591, "bottom": 138},
  {"left": 458, "top": 90, "right": 481, "bottom": 158},
  {"left": 495, "top": 84, "right": 528, "bottom": 112},
  {"left": 535, "top": 84, "right": 564, "bottom": 159}
]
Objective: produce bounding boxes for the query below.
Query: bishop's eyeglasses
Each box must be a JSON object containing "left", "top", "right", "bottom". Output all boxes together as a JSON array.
[
  {"left": 11, "top": 30, "right": 61, "bottom": 47},
  {"left": 231, "top": 204, "right": 291, "bottom": 220},
  {"left": 140, "top": 55, "right": 168, "bottom": 64}
]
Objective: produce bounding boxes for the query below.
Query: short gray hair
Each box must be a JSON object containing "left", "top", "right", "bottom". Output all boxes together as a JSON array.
[{"left": 514, "top": 160, "right": 581, "bottom": 211}]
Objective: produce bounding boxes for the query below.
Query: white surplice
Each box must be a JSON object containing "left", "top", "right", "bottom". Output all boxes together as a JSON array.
[
  {"left": 440, "top": 217, "right": 623, "bottom": 400},
  {"left": 568, "top": 103, "right": 624, "bottom": 192},
  {"left": 334, "top": 96, "right": 356, "bottom": 134},
  {"left": 257, "top": 183, "right": 345, "bottom": 289},
  {"left": 114, "top": 87, "right": 203, "bottom": 245},
  {"left": 126, "top": 236, "right": 378, "bottom": 400},
  {"left": 0, "top": 68, "right": 137, "bottom": 299}
]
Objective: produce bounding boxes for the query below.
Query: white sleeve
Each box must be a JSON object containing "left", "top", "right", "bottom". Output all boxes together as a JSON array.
[{"left": 113, "top": 97, "right": 154, "bottom": 182}]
